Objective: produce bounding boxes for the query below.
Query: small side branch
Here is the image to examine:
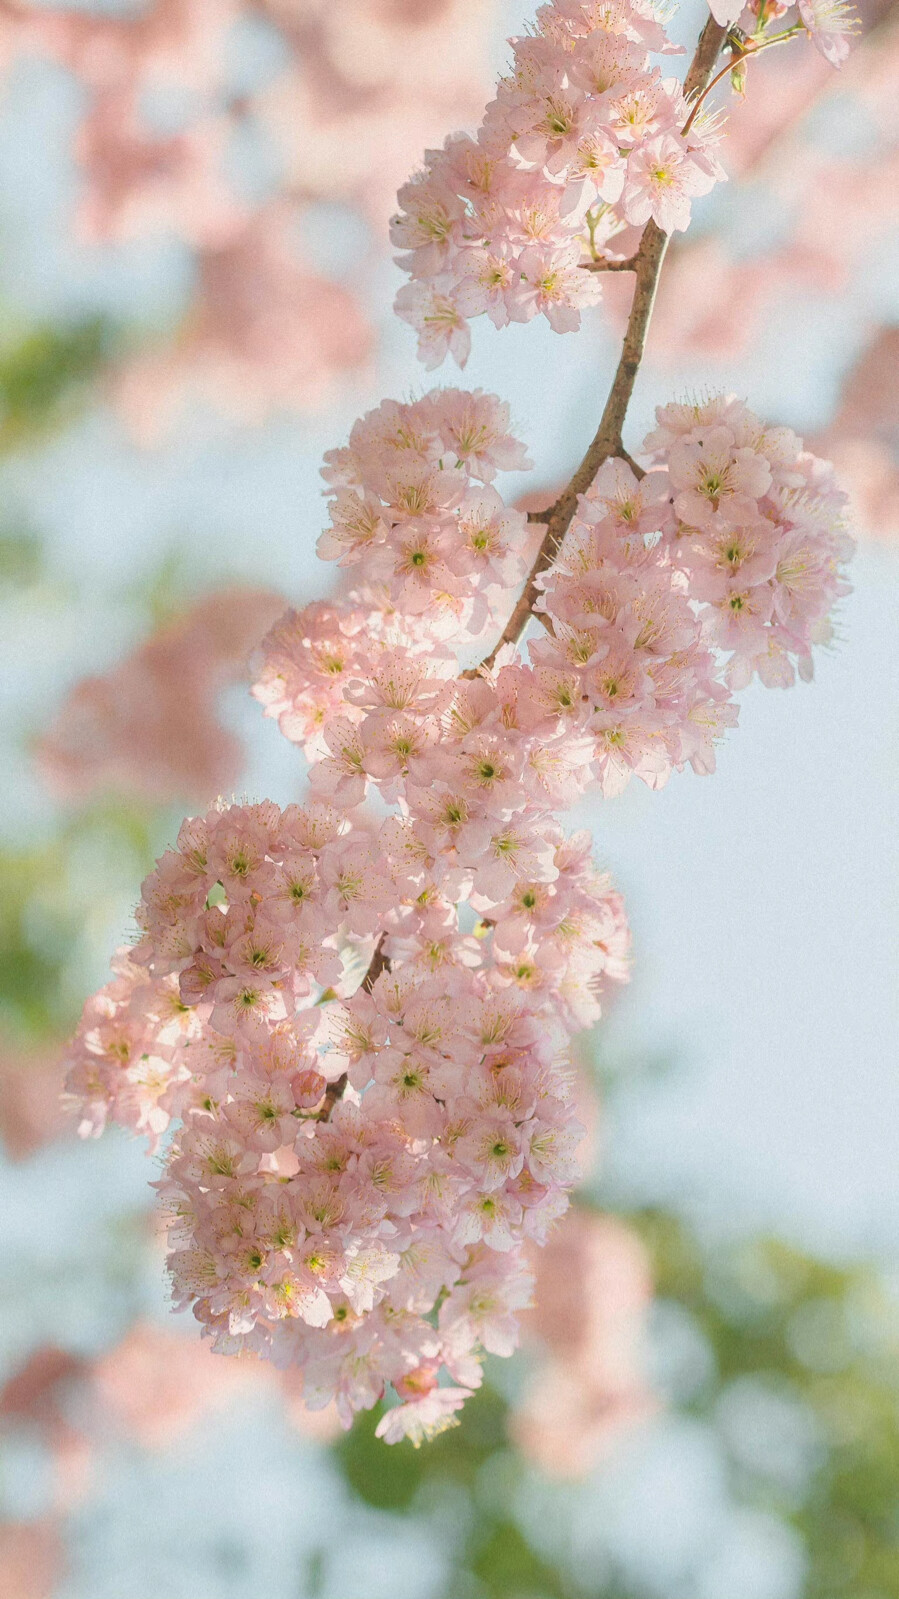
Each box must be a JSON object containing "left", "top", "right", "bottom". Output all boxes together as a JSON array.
[
  {"left": 319, "top": 934, "right": 389, "bottom": 1120},
  {"left": 318, "top": 1075, "right": 347, "bottom": 1121},
  {"left": 582, "top": 255, "right": 640, "bottom": 273},
  {"left": 359, "top": 933, "right": 390, "bottom": 995}
]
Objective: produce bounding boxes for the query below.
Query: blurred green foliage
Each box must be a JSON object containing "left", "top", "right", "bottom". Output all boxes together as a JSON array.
[
  {"left": 0, "top": 527, "right": 43, "bottom": 587},
  {"left": 331, "top": 1213, "right": 899, "bottom": 1599},
  {"left": 0, "top": 804, "right": 165, "bottom": 1045},
  {"left": 0, "top": 318, "right": 112, "bottom": 450},
  {"left": 644, "top": 1213, "right": 899, "bottom": 1599}
]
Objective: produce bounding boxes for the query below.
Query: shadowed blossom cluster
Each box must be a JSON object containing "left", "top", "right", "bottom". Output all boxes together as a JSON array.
[
  {"left": 64, "top": 780, "right": 628, "bottom": 1442},
  {"left": 393, "top": 0, "right": 727, "bottom": 364}
]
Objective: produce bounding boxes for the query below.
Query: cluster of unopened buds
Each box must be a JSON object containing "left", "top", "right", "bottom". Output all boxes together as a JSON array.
[{"left": 65, "top": 0, "right": 856, "bottom": 1445}]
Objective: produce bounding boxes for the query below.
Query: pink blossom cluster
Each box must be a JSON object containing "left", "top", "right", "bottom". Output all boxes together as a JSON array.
[
  {"left": 65, "top": 787, "right": 628, "bottom": 1443},
  {"left": 64, "top": 375, "right": 851, "bottom": 1440},
  {"left": 645, "top": 395, "right": 854, "bottom": 688},
  {"left": 252, "top": 389, "right": 541, "bottom": 754},
  {"left": 533, "top": 455, "right": 739, "bottom": 796},
  {"left": 392, "top": 0, "right": 728, "bottom": 365},
  {"left": 37, "top": 587, "right": 285, "bottom": 804},
  {"left": 63, "top": 947, "right": 199, "bottom": 1150},
  {"left": 62, "top": 388, "right": 635, "bottom": 1440},
  {"left": 531, "top": 396, "right": 852, "bottom": 792},
  {"left": 316, "top": 387, "right": 536, "bottom": 629}
]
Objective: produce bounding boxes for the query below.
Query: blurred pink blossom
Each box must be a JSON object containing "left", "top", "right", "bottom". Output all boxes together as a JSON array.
[
  {"left": 0, "top": 1346, "right": 94, "bottom": 1512},
  {"left": 12, "top": 0, "right": 252, "bottom": 246},
  {"left": 37, "top": 585, "right": 286, "bottom": 803},
  {"left": 0, "top": 1346, "right": 85, "bottom": 1432},
  {"left": 114, "top": 208, "right": 373, "bottom": 436},
  {"left": 0, "top": 1324, "right": 338, "bottom": 1511},
  {"left": 0, "top": 1521, "right": 64, "bottom": 1599},
  {"left": 259, "top": 0, "right": 491, "bottom": 225},
  {"left": 0, "top": 0, "right": 495, "bottom": 427},
  {"left": 91, "top": 1320, "right": 265, "bottom": 1447},
  {"left": 93, "top": 1320, "right": 341, "bottom": 1446},
  {"left": 512, "top": 1209, "right": 657, "bottom": 1476},
  {"left": 0, "top": 1049, "right": 67, "bottom": 1161},
  {"left": 649, "top": 3, "right": 898, "bottom": 363},
  {"left": 813, "top": 327, "right": 899, "bottom": 540}
]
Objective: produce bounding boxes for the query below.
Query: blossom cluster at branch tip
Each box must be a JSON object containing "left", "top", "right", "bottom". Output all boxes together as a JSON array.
[
  {"left": 796, "top": 0, "right": 861, "bottom": 68},
  {"left": 392, "top": 0, "right": 730, "bottom": 366}
]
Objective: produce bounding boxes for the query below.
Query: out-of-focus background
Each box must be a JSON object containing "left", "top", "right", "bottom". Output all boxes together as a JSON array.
[{"left": 0, "top": 0, "right": 897, "bottom": 1594}]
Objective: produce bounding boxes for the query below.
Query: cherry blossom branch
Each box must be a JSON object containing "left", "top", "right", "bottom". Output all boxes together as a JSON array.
[
  {"left": 471, "top": 15, "right": 728, "bottom": 674},
  {"left": 319, "top": 933, "right": 390, "bottom": 1120},
  {"left": 60, "top": 0, "right": 858, "bottom": 1449}
]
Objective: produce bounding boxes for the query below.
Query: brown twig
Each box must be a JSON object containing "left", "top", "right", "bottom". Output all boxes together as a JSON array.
[
  {"left": 317, "top": 1076, "right": 347, "bottom": 1122},
  {"left": 318, "top": 934, "right": 389, "bottom": 1120},
  {"left": 471, "top": 16, "right": 728, "bottom": 677},
  {"left": 619, "top": 446, "right": 645, "bottom": 480},
  {"left": 582, "top": 255, "right": 640, "bottom": 273}
]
